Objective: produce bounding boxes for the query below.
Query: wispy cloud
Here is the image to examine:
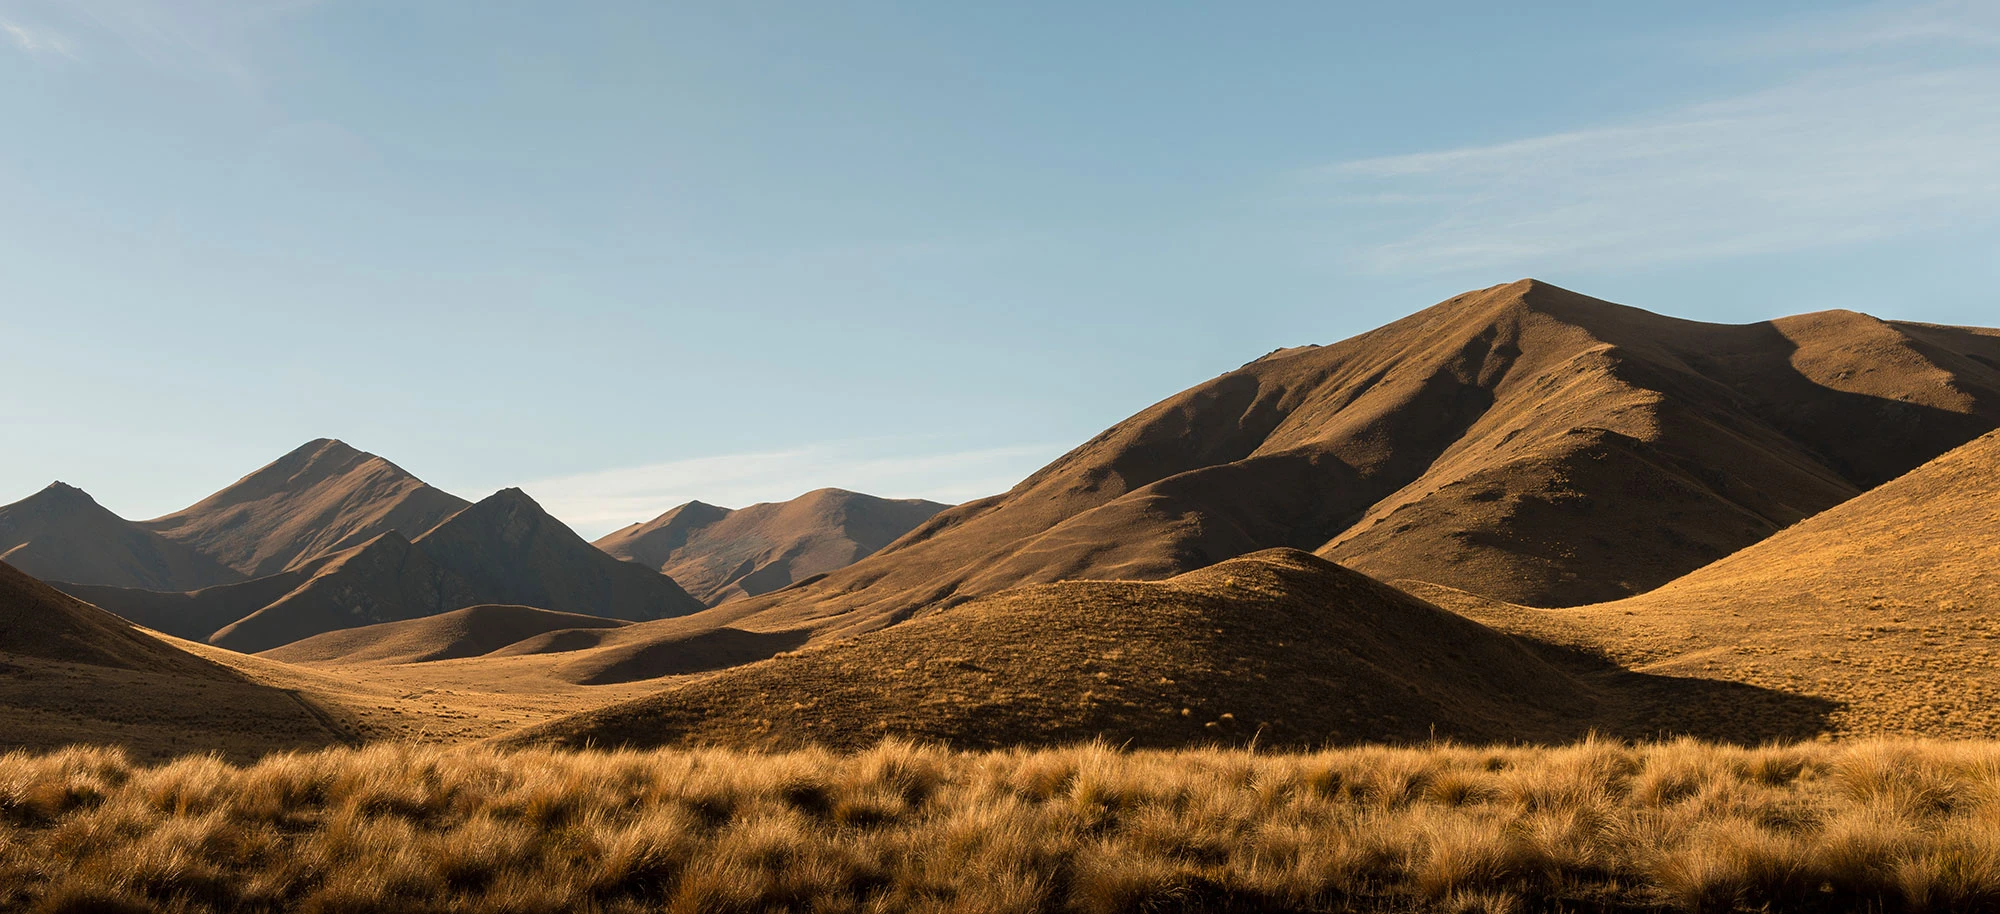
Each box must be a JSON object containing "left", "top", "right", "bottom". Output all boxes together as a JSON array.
[
  {"left": 501, "top": 440, "right": 1066, "bottom": 538},
  {"left": 1715, "top": 0, "right": 2000, "bottom": 55},
  {"left": 0, "top": 0, "right": 314, "bottom": 84},
  {"left": 1304, "top": 2, "right": 2000, "bottom": 273},
  {"left": 3, "top": 18, "right": 71, "bottom": 56}
]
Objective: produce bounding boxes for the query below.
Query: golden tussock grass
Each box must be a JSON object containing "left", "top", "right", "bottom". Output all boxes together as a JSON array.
[{"left": 0, "top": 738, "right": 1996, "bottom": 913}]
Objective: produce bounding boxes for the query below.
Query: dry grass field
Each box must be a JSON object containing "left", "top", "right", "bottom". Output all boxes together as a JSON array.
[{"left": 3, "top": 738, "right": 1997, "bottom": 914}]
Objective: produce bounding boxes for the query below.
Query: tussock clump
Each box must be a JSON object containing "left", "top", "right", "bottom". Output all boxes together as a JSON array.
[{"left": 0, "top": 739, "right": 1996, "bottom": 912}]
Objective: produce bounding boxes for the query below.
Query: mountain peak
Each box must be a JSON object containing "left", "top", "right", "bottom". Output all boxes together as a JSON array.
[
  {"left": 1410, "top": 278, "right": 1655, "bottom": 338},
  {"left": 297, "top": 437, "right": 354, "bottom": 454},
  {"left": 596, "top": 487, "right": 949, "bottom": 605},
  {"left": 267, "top": 438, "right": 373, "bottom": 482},
  {"left": 8, "top": 481, "right": 117, "bottom": 519},
  {"left": 1461, "top": 277, "right": 1585, "bottom": 310},
  {"left": 401, "top": 483, "right": 703, "bottom": 627},
  {"left": 429, "top": 488, "right": 561, "bottom": 542},
  {"left": 35, "top": 481, "right": 97, "bottom": 504},
  {"left": 790, "top": 487, "right": 859, "bottom": 505},
  {"left": 143, "top": 439, "right": 471, "bottom": 578},
  {"left": 0, "top": 481, "right": 243, "bottom": 591},
  {"left": 477, "top": 487, "right": 544, "bottom": 512}
]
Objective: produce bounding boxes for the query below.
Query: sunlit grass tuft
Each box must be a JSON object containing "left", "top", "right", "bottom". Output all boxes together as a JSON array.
[{"left": 0, "top": 739, "right": 1996, "bottom": 912}]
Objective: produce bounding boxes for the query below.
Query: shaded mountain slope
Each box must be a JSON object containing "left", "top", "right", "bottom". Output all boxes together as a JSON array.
[
  {"left": 0, "top": 560, "right": 348, "bottom": 759},
  {"left": 595, "top": 489, "right": 949, "bottom": 605},
  {"left": 0, "top": 559, "right": 225, "bottom": 674},
  {"left": 59, "top": 566, "right": 323, "bottom": 644},
  {"left": 504, "top": 550, "right": 1602, "bottom": 751},
  {"left": 143, "top": 438, "right": 470, "bottom": 578},
  {"left": 76, "top": 488, "right": 703, "bottom": 653},
  {"left": 262, "top": 604, "right": 630, "bottom": 665},
  {"left": 1546, "top": 428, "right": 2000, "bottom": 738},
  {"left": 413, "top": 488, "right": 703, "bottom": 625},
  {"left": 205, "top": 531, "right": 483, "bottom": 653},
  {"left": 0, "top": 483, "right": 241, "bottom": 591},
  {"left": 625, "top": 280, "right": 2000, "bottom": 654}
]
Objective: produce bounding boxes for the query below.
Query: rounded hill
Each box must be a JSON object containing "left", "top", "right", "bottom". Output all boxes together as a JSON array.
[{"left": 506, "top": 549, "right": 1596, "bottom": 751}]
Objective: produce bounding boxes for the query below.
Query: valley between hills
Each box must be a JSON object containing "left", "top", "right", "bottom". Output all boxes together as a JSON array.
[{"left": 4, "top": 280, "right": 2000, "bottom": 760}]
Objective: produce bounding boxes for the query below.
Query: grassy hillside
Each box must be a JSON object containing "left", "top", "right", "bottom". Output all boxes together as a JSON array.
[
  {"left": 1412, "top": 427, "right": 2000, "bottom": 740},
  {"left": 507, "top": 550, "right": 1601, "bottom": 750},
  {"left": 0, "top": 561, "right": 352, "bottom": 761},
  {"left": 2, "top": 739, "right": 1996, "bottom": 913}
]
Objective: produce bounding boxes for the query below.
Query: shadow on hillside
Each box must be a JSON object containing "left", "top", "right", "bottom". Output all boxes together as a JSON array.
[
  {"left": 565, "top": 627, "right": 814, "bottom": 686},
  {"left": 1522, "top": 638, "right": 1841, "bottom": 744},
  {"left": 1183, "top": 296, "right": 2000, "bottom": 612},
  {"left": 0, "top": 655, "right": 359, "bottom": 763},
  {"left": 1569, "top": 298, "right": 2000, "bottom": 493}
]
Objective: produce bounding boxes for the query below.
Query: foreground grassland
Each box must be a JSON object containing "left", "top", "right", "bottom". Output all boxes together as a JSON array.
[{"left": 2, "top": 740, "right": 1997, "bottom": 913}]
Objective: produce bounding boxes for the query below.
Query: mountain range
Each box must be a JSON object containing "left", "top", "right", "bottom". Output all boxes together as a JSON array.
[
  {"left": 595, "top": 489, "right": 948, "bottom": 605},
  {"left": 0, "top": 439, "right": 950, "bottom": 655},
  {"left": 507, "top": 280, "right": 2000, "bottom": 678},
  {"left": 4, "top": 279, "right": 1998, "bottom": 758}
]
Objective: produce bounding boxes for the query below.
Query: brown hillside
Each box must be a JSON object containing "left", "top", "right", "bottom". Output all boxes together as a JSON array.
[
  {"left": 0, "top": 483, "right": 240, "bottom": 591},
  {"left": 0, "top": 561, "right": 347, "bottom": 759},
  {"left": 411, "top": 488, "right": 704, "bottom": 621},
  {"left": 144, "top": 438, "right": 470, "bottom": 578},
  {"left": 262, "top": 604, "right": 629, "bottom": 665},
  {"left": 60, "top": 566, "right": 320, "bottom": 643},
  {"left": 593, "top": 500, "right": 730, "bottom": 566},
  {"left": 594, "top": 489, "right": 948, "bottom": 604},
  {"left": 507, "top": 550, "right": 1607, "bottom": 751},
  {"left": 0, "top": 559, "right": 222, "bottom": 674},
  {"left": 205, "top": 532, "right": 483, "bottom": 653},
  {"left": 1538, "top": 427, "right": 2000, "bottom": 739},
  {"left": 609, "top": 280, "right": 2000, "bottom": 658}
]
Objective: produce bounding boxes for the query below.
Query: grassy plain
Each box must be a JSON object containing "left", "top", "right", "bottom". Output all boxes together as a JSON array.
[{"left": 3, "top": 738, "right": 1997, "bottom": 913}]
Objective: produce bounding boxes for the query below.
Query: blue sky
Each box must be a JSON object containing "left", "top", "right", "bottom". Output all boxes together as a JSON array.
[{"left": 3, "top": 1, "right": 1996, "bottom": 537}]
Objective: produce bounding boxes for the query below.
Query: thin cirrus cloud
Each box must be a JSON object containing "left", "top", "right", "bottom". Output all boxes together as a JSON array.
[
  {"left": 1306, "top": 5, "right": 2000, "bottom": 274},
  {"left": 0, "top": 0, "right": 313, "bottom": 83},
  {"left": 1714, "top": 0, "right": 2000, "bottom": 55},
  {"left": 1, "top": 16, "right": 72, "bottom": 56},
  {"left": 500, "top": 440, "right": 1068, "bottom": 538}
]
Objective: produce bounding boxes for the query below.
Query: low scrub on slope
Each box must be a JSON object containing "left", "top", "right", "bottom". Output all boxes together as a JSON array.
[{"left": 1, "top": 739, "right": 1997, "bottom": 913}]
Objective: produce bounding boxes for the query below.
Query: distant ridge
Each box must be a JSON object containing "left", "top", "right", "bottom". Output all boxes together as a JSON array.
[
  {"left": 595, "top": 489, "right": 948, "bottom": 605},
  {"left": 80, "top": 487, "right": 705, "bottom": 653},
  {"left": 144, "top": 438, "right": 470, "bottom": 578},
  {"left": 593, "top": 501, "right": 732, "bottom": 569},
  {"left": 0, "top": 482, "right": 241, "bottom": 591}
]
